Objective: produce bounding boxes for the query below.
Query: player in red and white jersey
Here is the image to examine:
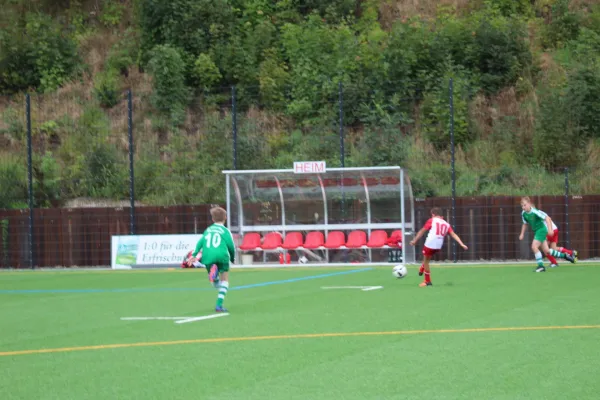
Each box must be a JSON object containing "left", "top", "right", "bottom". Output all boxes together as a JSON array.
[
  {"left": 544, "top": 219, "right": 578, "bottom": 267},
  {"left": 409, "top": 207, "right": 468, "bottom": 287}
]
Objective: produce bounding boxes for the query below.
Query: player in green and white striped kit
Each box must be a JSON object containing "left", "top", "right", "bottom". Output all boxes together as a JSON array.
[
  {"left": 519, "top": 197, "right": 576, "bottom": 272},
  {"left": 192, "top": 206, "right": 235, "bottom": 312}
]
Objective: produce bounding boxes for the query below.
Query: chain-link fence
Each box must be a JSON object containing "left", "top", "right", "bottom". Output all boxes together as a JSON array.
[{"left": 1, "top": 80, "right": 598, "bottom": 267}]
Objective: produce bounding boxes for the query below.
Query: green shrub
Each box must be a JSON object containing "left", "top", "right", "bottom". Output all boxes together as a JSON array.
[
  {"left": 78, "top": 106, "right": 111, "bottom": 141},
  {"left": 470, "top": 15, "right": 532, "bottom": 94},
  {"left": 421, "top": 66, "right": 473, "bottom": 150},
  {"left": 408, "top": 162, "right": 451, "bottom": 198},
  {"left": 533, "top": 86, "right": 583, "bottom": 168},
  {"left": 540, "top": 0, "right": 582, "bottom": 49},
  {"left": 138, "top": 0, "right": 235, "bottom": 78},
  {"left": 133, "top": 145, "right": 168, "bottom": 203},
  {"left": 0, "top": 106, "right": 25, "bottom": 141},
  {"left": 568, "top": 28, "right": 600, "bottom": 62},
  {"left": 33, "top": 152, "right": 62, "bottom": 207},
  {"left": 0, "top": 159, "right": 28, "bottom": 209},
  {"left": 294, "top": 0, "right": 358, "bottom": 22},
  {"left": 566, "top": 63, "right": 600, "bottom": 139},
  {"left": 99, "top": 0, "right": 125, "bottom": 28},
  {"left": 93, "top": 69, "right": 121, "bottom": 108},
  {"left": 281, "top": 16, "right": 361, "bottom": 123},
  {"left": 0, "top": 13, "right": 80, "bottom": 94},
  {"left": 483, "top": 0, "right": 533, "bottom": 17},
  {"left": 355, "top": 127, "right": 409, "bottom": 167},
  {"left": 52, "top": 104, "right": 124, "bottom": 200},
  {"left": 83, "top": 143, "right": 128, "bottom": 199},
  {"left": 270, "top": 129, "right": 340, "bottom": 169},
  {"left": 258, "top": 49, "right": 290, "bottom": 110},
  {"left": 106, "top": 29, "right": 139, "bottom": 75},
  {"left": 383, "top": 19, "right": 441, "bottom": 92},
  {"left": 192, "top": 53, "right": 222, "bottom": 90},
  {"left": 147, "top": 45, "right": 190, "bottom": 126}
]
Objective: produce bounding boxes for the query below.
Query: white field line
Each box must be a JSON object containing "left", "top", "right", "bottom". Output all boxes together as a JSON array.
[
  {"left": 121, "top": 317, "right": 190, "bottom": 321},
  {"left": 175, "top": 313, "right": 230, "bottom": 324},
  {"left": 321, "top": 286, "right": 383, "bottom": 291},
  {"left": 361, "top": 286, "right": 384, "bottom": 291}
]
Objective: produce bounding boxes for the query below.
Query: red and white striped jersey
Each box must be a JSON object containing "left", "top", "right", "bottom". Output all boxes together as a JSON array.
[{"left": 422, "top": 217, "right": 453, "bottom": 250}]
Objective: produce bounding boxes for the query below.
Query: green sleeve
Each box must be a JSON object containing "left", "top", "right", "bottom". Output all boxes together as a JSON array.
[
  {"left": 225, "top": 230, "right": 235, "bottom": 263},
  {"left": 192, "top": 235, "right": 204, "bottom": 258}
]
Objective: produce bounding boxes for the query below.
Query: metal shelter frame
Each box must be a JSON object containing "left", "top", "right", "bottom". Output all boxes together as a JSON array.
[{"left": 222, "top": 166, "right": 416, "bottom": 265}]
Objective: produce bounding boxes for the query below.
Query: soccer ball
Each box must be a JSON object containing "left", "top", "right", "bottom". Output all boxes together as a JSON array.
[
  {"left": 299, "top": 255, "right": 308, "bottom": 264},
  {"left": 392, "top": 264, "right": 408, "bottom": 279}
]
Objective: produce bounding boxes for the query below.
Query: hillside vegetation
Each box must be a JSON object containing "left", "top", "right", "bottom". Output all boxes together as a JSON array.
[{"left": 1, "top": 0, "right": 600, "bottom": 208}]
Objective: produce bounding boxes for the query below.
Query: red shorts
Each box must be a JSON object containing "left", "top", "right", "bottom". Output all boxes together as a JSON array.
[
  {"left": 546, "top": 229, "right": 559, "bottom": 244},
  {"left": 422, "top": 246, "right": 440, "bottom": 257}
]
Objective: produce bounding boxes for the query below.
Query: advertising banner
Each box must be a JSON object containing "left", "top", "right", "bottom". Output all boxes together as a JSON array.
[{"left": 111, "top": 234, "right": 202, "bottom": 269}]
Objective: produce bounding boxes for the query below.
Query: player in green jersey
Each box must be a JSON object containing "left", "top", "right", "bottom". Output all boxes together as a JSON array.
[
  {"left": 192, "top": 206, "right": 235, "bottom": 312},
  {"left": 519, "top": 196, "right": 576, "bottom": 272}
]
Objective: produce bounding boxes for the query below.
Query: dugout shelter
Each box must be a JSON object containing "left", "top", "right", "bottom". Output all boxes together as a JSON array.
[{"left": 222, "top": 166, "right": 416, "bottom": 266}]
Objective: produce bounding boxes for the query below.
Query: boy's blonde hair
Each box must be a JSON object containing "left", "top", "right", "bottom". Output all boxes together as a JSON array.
[
  {"left": 520, "top": 196, "right": 534, "bottom": 207},
  {"left": 211, "top": 206, "right": 227, "bottom": 223}
]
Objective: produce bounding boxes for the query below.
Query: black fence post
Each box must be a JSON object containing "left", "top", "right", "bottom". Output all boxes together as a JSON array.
[
  {"left": 232, "top": 86, "right": 238, "bottom": 170},
  {"left": 564, "top": 167, "right": 570, "bottom": 249},
  {"left": 128, "top": 90, "right": 136, "bottom": 234},
  {"left": 339, "top": 81, "right": 345, "bottom": 168},
  {"left": 338, "top": 81, "right": 347, "bottom": 263},
  {"left": 26, "top": 94, "right": 34, "bottom": 269},
  {"left": 449, "top": 78, "right": 457, "bottom": 262}
]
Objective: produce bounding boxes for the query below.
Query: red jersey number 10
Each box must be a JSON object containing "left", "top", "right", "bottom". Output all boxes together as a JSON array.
[{"left": 435, "top": 223, "right": 449, "bottom": 236}]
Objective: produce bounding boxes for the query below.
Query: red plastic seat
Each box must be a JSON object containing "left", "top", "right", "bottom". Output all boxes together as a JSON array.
[
  {"left": 324, "top": 231, "right": 345, "bottom": 249},
  {"left": 282, "top": 232, "right": 303, "bottom": 250},
  {"left": 304, "top": 232, "right": 325, "bottom": 249},
  {"left": 239, "top": 233, "right": 261, "bottom": 250},
  {"left": 367, "top": 230, "right": 388, "bottom": 248},
  {"left": 261, "top": 232, "right": 283, "bottom": 250},
  {"left": 387, "top": 230, "right": 403, "bottom": 248},
  {"left": 346, "top": 230, "right": 367, "bottom": 248}
]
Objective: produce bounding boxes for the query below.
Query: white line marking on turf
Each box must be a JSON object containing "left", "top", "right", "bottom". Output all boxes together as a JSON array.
[
  {"left": 121, "top": 317, "right": 191, "bottom": 320},
  {"left": 321, "top": 286, "right": 383, "bottom": 291},
  {"left": 175, "top": 313, "right": 230, "bottom": 324},
  {"left": 361, "top": 286, "right": 383, "bottom": 291}
]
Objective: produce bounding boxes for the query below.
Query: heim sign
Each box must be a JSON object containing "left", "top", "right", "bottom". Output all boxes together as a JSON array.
[{"left": 293, "top": 161, "right": 326, "bottom": 174}]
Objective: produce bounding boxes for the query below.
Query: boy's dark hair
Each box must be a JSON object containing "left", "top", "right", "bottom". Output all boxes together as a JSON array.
[
  {"left": 211, "top": 206, "right": 227, "bottom": 223},
  {"left": 431, "top": 207, "right": 442, "bottom": 216}
]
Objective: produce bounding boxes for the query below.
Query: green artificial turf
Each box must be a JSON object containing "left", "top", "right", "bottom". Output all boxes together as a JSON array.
[{"left": 1, "top": 264, "right": 599, "bottom": 399}]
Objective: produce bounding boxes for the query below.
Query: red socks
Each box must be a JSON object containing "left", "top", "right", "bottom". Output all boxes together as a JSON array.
[
  {"left": 547, "top": 254, "right": 558, "bottom": 265},
  {"left": 424, "top": 272, "right": 431, "bottom": 283},
  {"left": 559, "top": 247, "right": 573, "bottom": 256}
]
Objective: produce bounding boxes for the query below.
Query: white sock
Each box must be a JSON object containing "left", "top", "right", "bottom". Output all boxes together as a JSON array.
[
  {"left": 535, "top": 251, "right": 543, "bottom": 266},
  {"left": 218, "top": 281, "right": 229, "bottom": 300}
]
